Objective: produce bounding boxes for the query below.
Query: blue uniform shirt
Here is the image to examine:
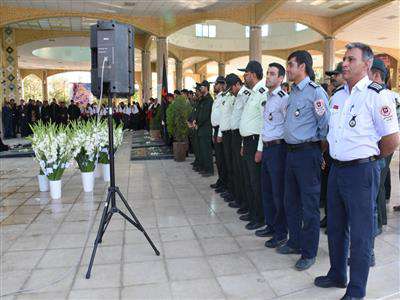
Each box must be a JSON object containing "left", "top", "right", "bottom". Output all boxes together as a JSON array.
[{"left": 283, "top": 76, "right": 330, "bottom": 144}]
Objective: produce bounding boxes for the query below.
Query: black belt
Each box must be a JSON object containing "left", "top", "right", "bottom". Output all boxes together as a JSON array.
[
  {"left": 286, "top": 142, "right": 320, "bottom": 152},
  {"left": 232, "top": 129, "right": 240, "bottom": 134},
  {"left": 263, "top": 139, "right": 285, "bottom": 147},
  {"left": 332, "top": 156, "right": 377, "bottom": 168},
  {"left": 213, "top": 125, "right": 219, "bottom": 130},
  {"left": 222, "top": 130, "right": 231, "bottom": 134},
  {"left": 243, "top": 134, "right": 259, "bottom": 141}
]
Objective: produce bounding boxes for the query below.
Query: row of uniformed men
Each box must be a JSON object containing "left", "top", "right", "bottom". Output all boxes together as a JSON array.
[{"left": 202, "top": 45, "right": 399, "bottom": 300}]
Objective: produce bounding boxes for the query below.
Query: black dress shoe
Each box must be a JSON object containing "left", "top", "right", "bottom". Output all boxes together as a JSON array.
[
  {"left": 320, "top": 216, "right": 327, "bottom": 228},
  {"left": 239, "top": 214, "right": 250, "bottom": 221},
  {"left": 228, "top": 202, "right": 240, "bottom": 208},
  {"left": 314, "top": 276, "right": 347, "bottom": 288},
  {"left": 220, "top": 192, "right": 231, "bottom": 198},
  {"left": 255, "top": 226, "right": 274, "bottom": 237},
  {"left": 215, "top": 187, "right": 225, "bottom": 193},
  {"left": 265, "top": 237, "right": 287, "bottom": 248},
  {"left": 340, "top": 295, "right": 363, "bottom": 300},
  {"left": 202, "top": 172, "right": 214, "bottom": 177},
  {"left": 236, "top": 207, "right": 248, "bottom": 215},
  {"left": 245, "top": 221, "right": 264, "bottom": 230}
]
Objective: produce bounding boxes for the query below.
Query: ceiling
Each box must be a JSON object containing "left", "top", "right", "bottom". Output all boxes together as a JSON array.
[
  {"left": 169, "top": 21, "right": 322, "bottom": 52},
  {"left": 280, "top": 0, "right": 377, "bottom": 17},
  {"left": 336, "top": 0, "right": 399, "bottom": 49},
  {"left": 1, "top": 0, "right": 261, "bottom": 17},
  {"left": 8, "top": 16, "right": 146, "bottom": 34}
]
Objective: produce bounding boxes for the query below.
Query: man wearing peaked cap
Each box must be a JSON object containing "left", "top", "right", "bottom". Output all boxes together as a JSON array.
[{"left": 237, "top": 60, "right": 266, "bottom": 231}]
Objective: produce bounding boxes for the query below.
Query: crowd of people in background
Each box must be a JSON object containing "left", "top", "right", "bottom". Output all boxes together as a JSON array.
[{"left": 1, "top": 98, "right": 162, "bottom": 139}]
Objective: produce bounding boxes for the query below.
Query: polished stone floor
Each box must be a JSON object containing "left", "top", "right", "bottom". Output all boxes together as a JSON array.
[{"left": 1, "top": 133, "right": 399, "bottom": 300}]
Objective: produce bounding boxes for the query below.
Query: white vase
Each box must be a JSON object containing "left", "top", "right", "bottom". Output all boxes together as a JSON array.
[
  {"left": 81, "top": 171, "right": 95, "bottom": 192},
  {"left": 102, "top": 163, "right": 110, "bottom": 182},
  {"left": 37, "top": 174, "right": 49, "bottom": 192},
  {"left": 94, "top": 164, "right": 102, "bottom": 178},
  {"left": 49, "top": 180, "right": 62, "bottom": 199}
]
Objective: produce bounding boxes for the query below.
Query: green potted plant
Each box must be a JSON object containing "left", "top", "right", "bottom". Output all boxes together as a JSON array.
[
  {"left": 149, "top": 106, "right": 162, "bottom": 139},
  {"left": 166, "top": 95, "right": 191, "bottom": 161}
]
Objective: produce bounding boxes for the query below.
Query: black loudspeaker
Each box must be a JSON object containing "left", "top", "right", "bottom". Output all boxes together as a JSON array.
[{"left": 90, "top": 20, "right": 134, "bottom": 98}]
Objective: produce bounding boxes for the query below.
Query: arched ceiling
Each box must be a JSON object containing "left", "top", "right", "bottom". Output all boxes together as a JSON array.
[{"left": 168, "top": 20, "right": 322, "bottom": 52}]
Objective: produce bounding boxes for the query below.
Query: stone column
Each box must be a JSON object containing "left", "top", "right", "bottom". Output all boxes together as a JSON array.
[
  {"left": 218, "top": 62, "right": 225, "bottom": 77},
  {"left": 249, "top": 25, "right": 262, "bottom": 63},
  {"left": 141, "top": 49, "right": 151, "bottom": 103},
  {"left": 42, "top": 70, "right": 48, "bottom": 101},
  {"left": 175, "top": 59, "right": 183, "bottom": 90},
  {"left": 2, "top": 27, "right": 21, "bottom": 103},
  {"left": 323, "top": 37, "right": 335, "bottom": 79},
  {"left": 156, "top": 37, "right": 168, "bottom": 100}
]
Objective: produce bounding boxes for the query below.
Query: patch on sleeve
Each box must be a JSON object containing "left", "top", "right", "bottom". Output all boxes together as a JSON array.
[
  {"left": 258, "top": 87, "right": 266, "bottom": 94},
  {"left": 278, "top": 91, "right": 286, "bottom": 98},
  {"left": 380, "top": 105, "right": 393, "bottom": 121},
  {"left": 368, "top": 82, "right": 384, "bottom": 93},
  {"left": 314, "top": 99, "right": 326, "bottom": 116}
]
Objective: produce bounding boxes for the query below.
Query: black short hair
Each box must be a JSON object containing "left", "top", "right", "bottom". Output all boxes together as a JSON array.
[
  {"left": 174, "top": 90, "right": 181, "bottom": 95},
  {"left": 287, "top": 50, "right": 315, "bottom": 81},
  {"left": 268, "top": 62, "right": 285, "bottom": 78},
  {"left": 371, "top": 68, "right": 385, "bottom": 82}
]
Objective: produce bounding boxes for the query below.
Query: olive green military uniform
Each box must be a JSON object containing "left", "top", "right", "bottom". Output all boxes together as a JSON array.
[{"left": 196, "top": 93, "right": 214, "bottom": 174}]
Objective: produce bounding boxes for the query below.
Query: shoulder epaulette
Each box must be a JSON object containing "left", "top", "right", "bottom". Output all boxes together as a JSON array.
[
  {"left": 332, "top": 85, "right": 344, "bottom": 96},
  {"left": 277, "top": 91, "right": 286, "bottom": 98},
  {"left": 243, "top": 90, "right": 251, "bottom": 96},
  {"left": 308, "top": 81, "right": 319, "bottom": 88},
  {"left": 368, "top": 82, "right": 384, "bottom": 93},
  {"left": 258, "top": 87, "right": 266, "bottom": 94}
]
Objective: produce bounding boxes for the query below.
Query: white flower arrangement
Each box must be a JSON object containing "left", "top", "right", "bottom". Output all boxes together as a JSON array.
[
  {"left": 71, "top": 119, "right": 105, "bottom": 173},
  {"left": 28, "top": 121, "right": 75, "bottom": 181},
  {"left": 97, "top": 121, "right": 124, "bottom": 164}
]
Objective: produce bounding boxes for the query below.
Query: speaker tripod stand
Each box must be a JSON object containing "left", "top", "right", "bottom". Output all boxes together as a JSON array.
[{"left": 86, "top": 92, "right": 160, "bottom": 279}]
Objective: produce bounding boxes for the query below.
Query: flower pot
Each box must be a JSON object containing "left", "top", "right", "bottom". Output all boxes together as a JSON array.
[
  {"left": 102, "top": 163, "right": 110, "bottom": 182},
  {"left": 150, "top": 129, "right": 161, "bottom": 139},
  {"left": 49, "top": 180, "right": 62, "bottom": 199},
  {"left": 94, "top": 164, "right": 102, "bottom": 178},
  {"left": 37, "top": 174, "right": 49, "bottom": 192},
  {"left": 173, "top": 142, "right": 188, "bottom": 162},
  {"left": 81, "top": 171, "right": 95, "bottom": 192}
]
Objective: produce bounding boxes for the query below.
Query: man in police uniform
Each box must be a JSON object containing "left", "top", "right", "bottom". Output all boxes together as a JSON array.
[
  {"left": 368, "top": 58, "right": 394, "bottom": 232},
  {"left": 277, "top": 50, "right": 329, "bottom": 271},
  {"left": 210, "top": 76, "right": 227, "bottom": 191},
  {"left": 314, "top": 43, "right": 399, "bottom": 300},
  {"left": 195, "top": 80, "right": 214, "bottom": 176},
  {"left": 257, "top": 62, "right": 289, "bottom": 247},
  {"left": 217, "top": 78, "right": 237, "bottom": 205},
  {"left": 238, "top": 61, "right": 266, "bottom": 230},
  {"left": 226, "top": 73, "right": 252, "bottom": 214}
]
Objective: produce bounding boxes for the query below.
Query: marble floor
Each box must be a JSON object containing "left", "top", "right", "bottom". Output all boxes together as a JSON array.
[{"left": 1, "top": 133, "right": 399, "bottom": 300}]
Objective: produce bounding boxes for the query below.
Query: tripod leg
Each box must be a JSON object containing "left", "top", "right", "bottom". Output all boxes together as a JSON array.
[
  {"left": 98, "top": 211, "right": 113, "bottom": 243},
  {"left": 86, "top": 191, "right": 112, "bottom": 279},
  {"left": 115, "top": 188, "right": 160, "bottom": 256}
]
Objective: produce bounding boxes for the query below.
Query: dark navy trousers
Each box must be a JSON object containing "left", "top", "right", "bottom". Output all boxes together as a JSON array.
[
  {"left": 284, "top": 146, "right": 322, "bottom": 259},
  {"left": 327, "top": 160, "right": 379, "bottom": 298},
  {"left": 261, "top": 143, "right": 288, "bottom": 240}
]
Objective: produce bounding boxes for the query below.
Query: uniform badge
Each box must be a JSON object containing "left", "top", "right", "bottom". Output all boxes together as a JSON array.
[
  {"left": 380, "top": 105, "right": 393, "bottom": 121},
  {"left": 349, "top": 115, "right": 356, "bottom": 128},
  {"left": 261, "top": 101, "right": 266, "bottom": 106},
  {"left": 259, "top": 87, "right": 266, "bottom": 94},
  {"left": 294, "top": 109, "right": 300, "bottom": 117},
  {"left": 314, "top": 99, "right": 325, "bottom": 116},
  {"left": 268, "top": 113, "right": 273, "bottom": 121}
]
